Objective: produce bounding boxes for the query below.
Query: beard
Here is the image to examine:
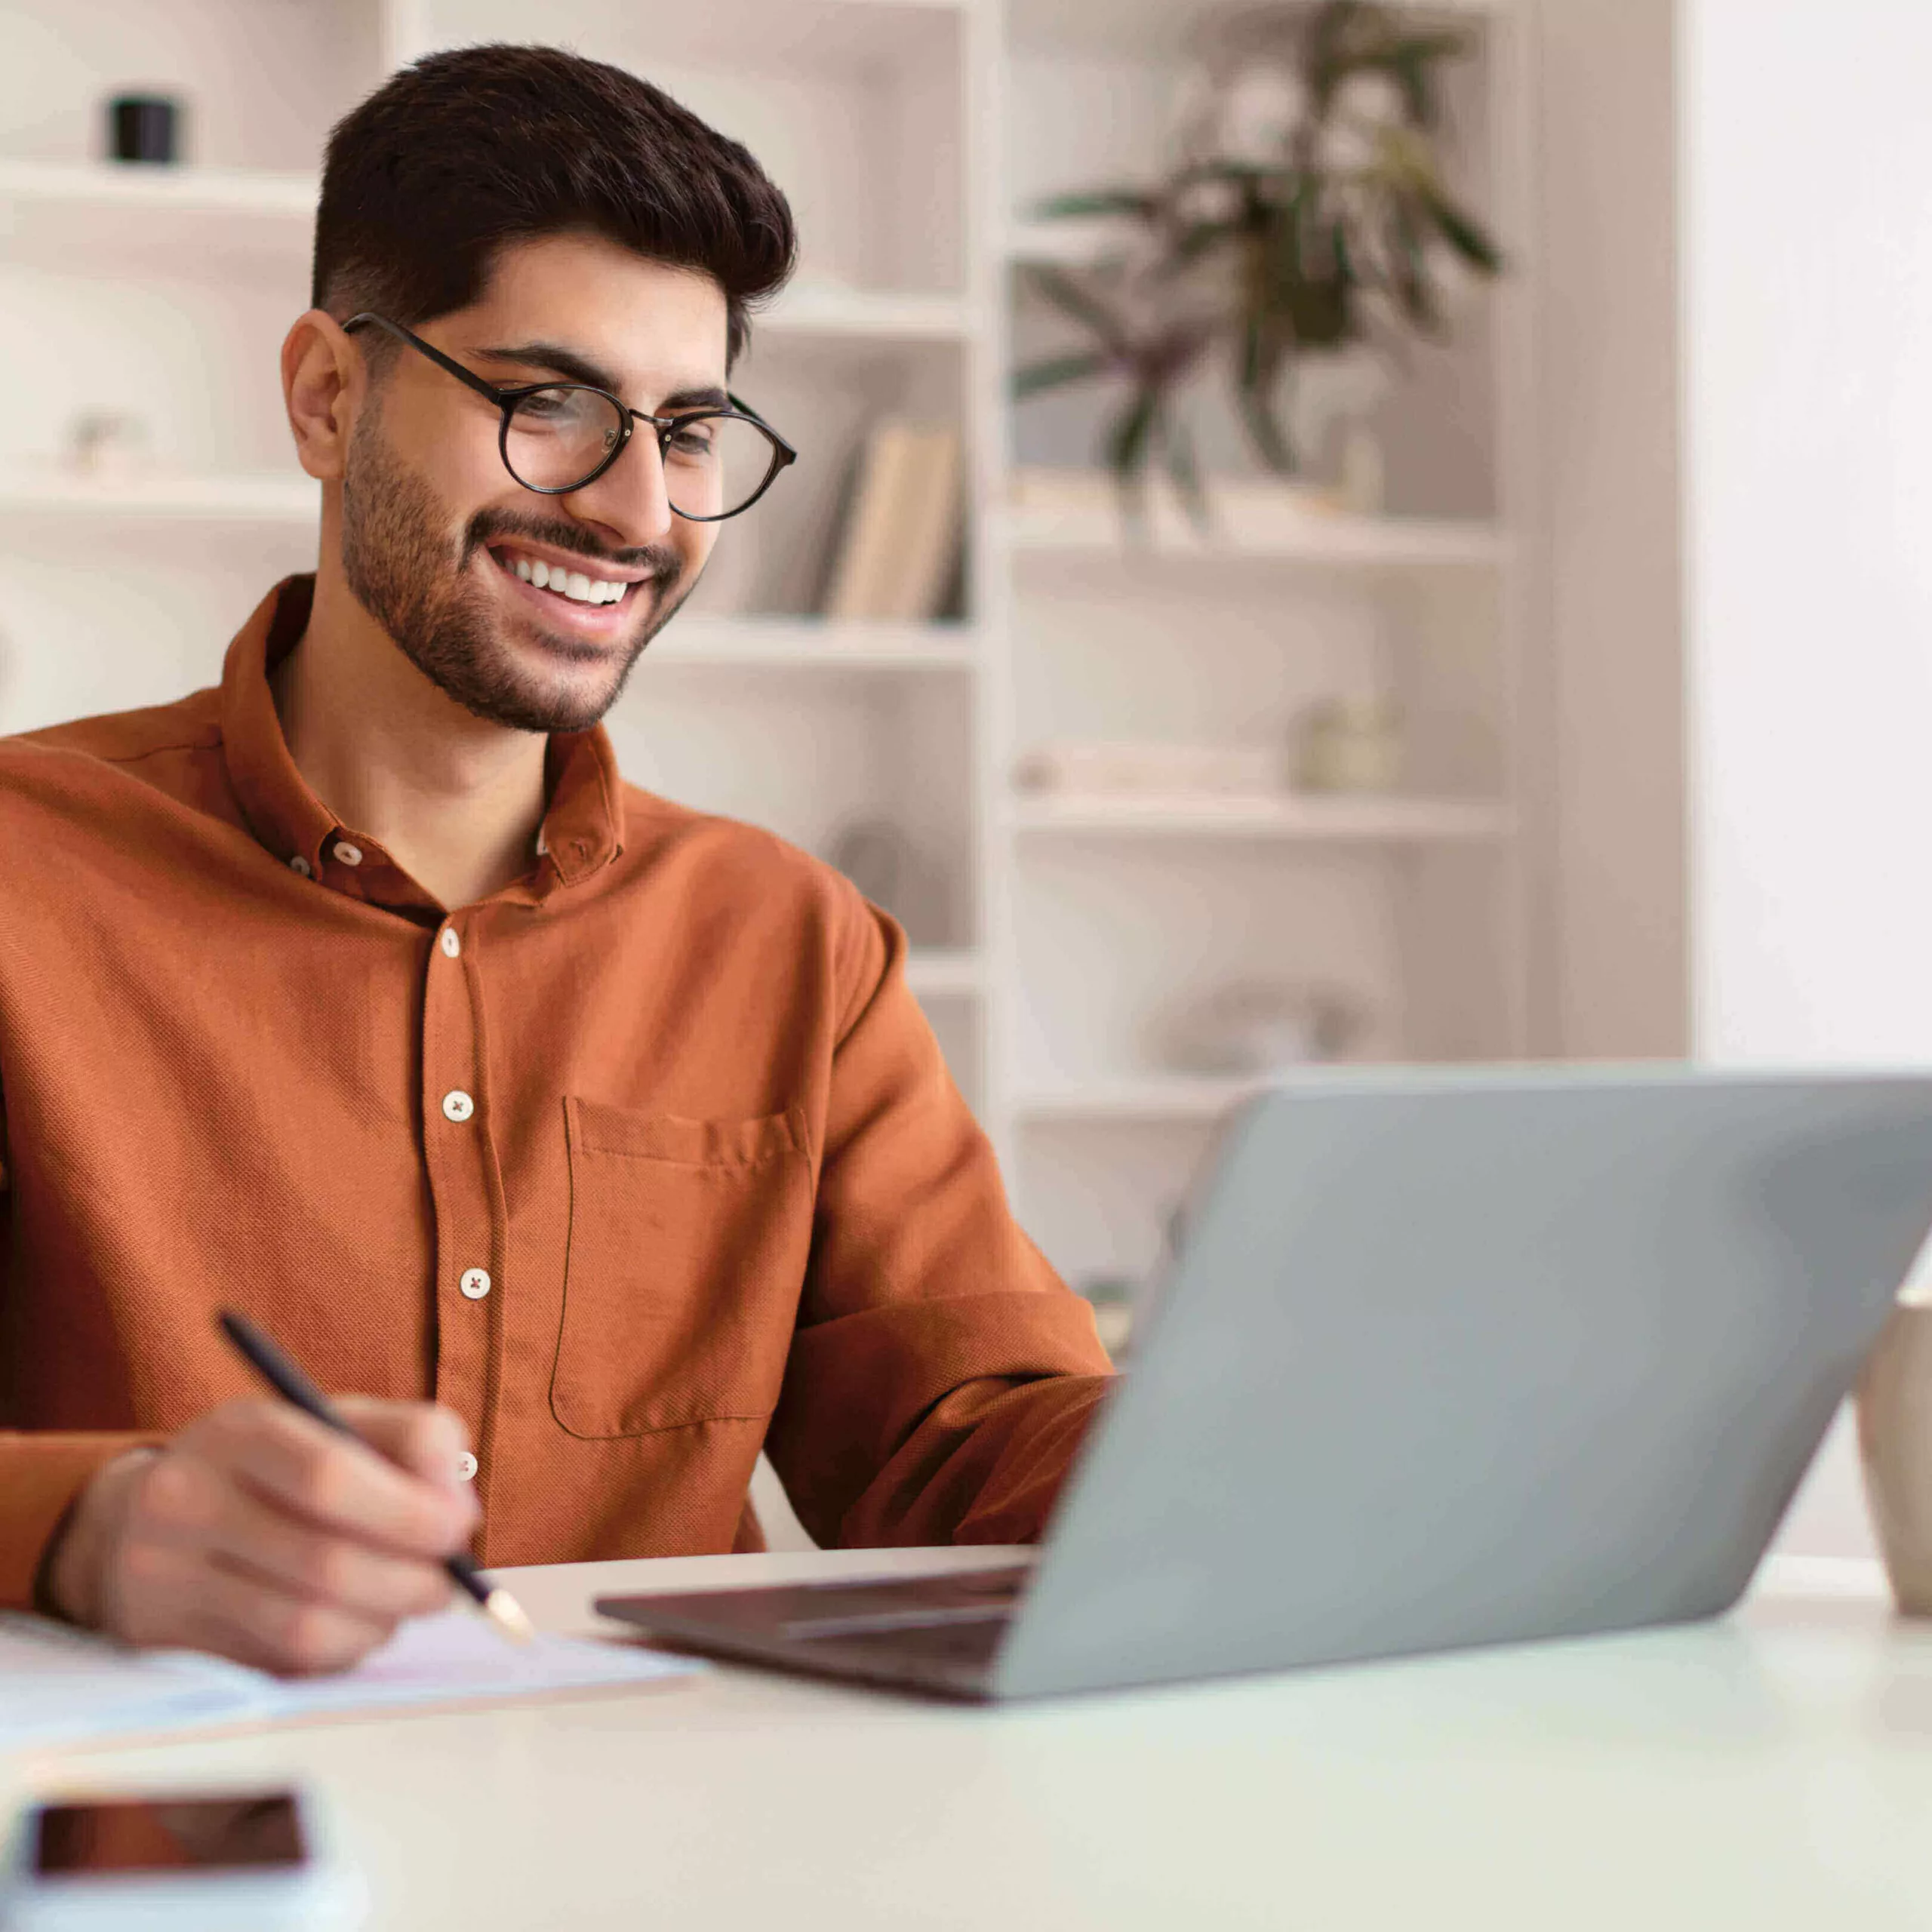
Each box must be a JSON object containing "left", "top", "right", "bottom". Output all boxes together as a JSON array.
[{"left": 338, "top": 407, "right": 691, "bottom": 734}]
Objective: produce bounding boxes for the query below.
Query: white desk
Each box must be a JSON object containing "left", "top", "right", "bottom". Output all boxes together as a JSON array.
[{"left": 6, "top": 1549, "right": 1932, "bottom": 1931}]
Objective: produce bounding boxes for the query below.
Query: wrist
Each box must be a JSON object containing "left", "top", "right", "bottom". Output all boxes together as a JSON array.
[{"left": 39, "top": 1449, "right": 157, "bottom": 1629}]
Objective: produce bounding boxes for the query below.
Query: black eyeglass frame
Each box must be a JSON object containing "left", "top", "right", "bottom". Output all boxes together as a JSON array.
[{"left": 342, "top": 311, "right": 798, "bottom": 520}]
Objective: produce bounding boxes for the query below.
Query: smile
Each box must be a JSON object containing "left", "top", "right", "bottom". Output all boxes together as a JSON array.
[{"left": 488, "top": 541, "right": 649, "bottom": 610}]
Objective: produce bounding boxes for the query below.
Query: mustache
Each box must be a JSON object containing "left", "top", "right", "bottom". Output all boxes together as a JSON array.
[{"left": 462, "top": 511, "right": 683, "bottom": 584}]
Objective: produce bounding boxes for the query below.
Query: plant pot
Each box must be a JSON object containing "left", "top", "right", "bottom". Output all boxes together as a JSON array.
[{"left": 1856, "top": 1300, "right": 1932, "bottom": 1614}]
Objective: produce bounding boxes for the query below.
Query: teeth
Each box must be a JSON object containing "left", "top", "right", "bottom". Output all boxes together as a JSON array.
[{"left": 501, "top": 551, "right": 628, "bottom": 606}]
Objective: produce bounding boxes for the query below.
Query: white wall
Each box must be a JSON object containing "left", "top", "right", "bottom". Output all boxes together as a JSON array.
[
  {"left": 1681, "top": 0, "right": 1932, "bottom": 1555},
  {"left": 1684, "top": 0, "right": 1932, "bottom": 1062}
]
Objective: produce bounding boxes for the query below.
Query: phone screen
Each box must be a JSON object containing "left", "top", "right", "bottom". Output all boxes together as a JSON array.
[{"left": 32, "top": 1795, "right": 306, "bottom": 1876}]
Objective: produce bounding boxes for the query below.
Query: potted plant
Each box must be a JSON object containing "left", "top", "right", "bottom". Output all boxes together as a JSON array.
[{"left": 1014, "top": 0, "right": 1503, "bottom": 521}]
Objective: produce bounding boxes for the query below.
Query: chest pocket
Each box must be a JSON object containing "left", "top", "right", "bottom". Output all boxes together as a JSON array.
[{"left": 551, "top": 1097, "right": 814, "bottom": 1438}]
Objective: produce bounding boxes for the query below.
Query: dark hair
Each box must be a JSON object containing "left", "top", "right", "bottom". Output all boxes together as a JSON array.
[{"left": 312, "top": 43, "right": 796, "bottom": 368}]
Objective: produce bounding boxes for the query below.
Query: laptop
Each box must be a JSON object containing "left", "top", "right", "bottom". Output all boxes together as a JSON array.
[{"left": 596, "top": 1068, "right": 1932, "bottom": 1700}]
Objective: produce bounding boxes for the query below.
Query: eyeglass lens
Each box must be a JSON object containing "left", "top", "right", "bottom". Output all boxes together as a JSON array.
[{"left": 503, "top": 388, "right": 776, "bottom": 515}]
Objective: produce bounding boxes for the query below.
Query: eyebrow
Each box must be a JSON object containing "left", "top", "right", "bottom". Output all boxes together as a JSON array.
[{"left": 475, "top": 340, "right": 729, "bottom": 415}]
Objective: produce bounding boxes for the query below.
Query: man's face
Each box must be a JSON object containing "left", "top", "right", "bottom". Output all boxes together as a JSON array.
[{"left": 337, "top": 232, "right": 729, "bottom": 734}]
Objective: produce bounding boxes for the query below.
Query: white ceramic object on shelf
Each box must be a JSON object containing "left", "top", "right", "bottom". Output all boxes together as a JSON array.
[
  {"left": 1294, "top": 694, "right": 1406, "bottom": 795},
  {"left": 1857, "top": 1294, "right": 1932, "bottom": 1615}
]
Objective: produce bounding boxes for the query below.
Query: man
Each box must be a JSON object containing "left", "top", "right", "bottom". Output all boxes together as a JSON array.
[{"left": 0, "top": 45, "right": 1112, "bottom": 1673}]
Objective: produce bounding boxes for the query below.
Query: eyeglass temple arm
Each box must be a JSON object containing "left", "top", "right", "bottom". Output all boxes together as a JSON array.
[
  {"left": 342, "top": 312, "right": 506, "bottom": 408},
  {"left": 724, "top": 394, "right": 797, "bottom": 459}
]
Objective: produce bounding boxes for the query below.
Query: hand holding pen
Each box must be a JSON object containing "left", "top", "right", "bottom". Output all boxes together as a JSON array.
[
  {"left": 40, "top": 1314, "right": 526, "bottom": 1670},
  {"left": 218, "top": 1310, "right": 533, "bottom": 1646}
]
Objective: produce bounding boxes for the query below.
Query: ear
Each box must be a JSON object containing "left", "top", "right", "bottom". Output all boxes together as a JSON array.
[{"left": 281, "top": 309, "right": 363, "bottom": 483}]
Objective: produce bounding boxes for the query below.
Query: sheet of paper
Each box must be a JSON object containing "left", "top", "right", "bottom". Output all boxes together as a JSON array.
[
  {"left": 0, "top": 1614, "right": 254, "bottom": 1749},
  {"left": 0, "top": 1607, "right": 699, "bottom": 1750},
  {"left": 254, "top": 1610, "right": 700, "bottom": 1719}
]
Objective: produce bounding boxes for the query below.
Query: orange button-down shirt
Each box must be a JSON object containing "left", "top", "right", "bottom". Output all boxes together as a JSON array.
[{"left": 0, "top": 578, "right": 1112, "bottom": 1608}]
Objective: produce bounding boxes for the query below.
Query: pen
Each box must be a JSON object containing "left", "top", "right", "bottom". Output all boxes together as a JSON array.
[{"left": 216, "top": 1308, "right": 535, "bottom": 1646}]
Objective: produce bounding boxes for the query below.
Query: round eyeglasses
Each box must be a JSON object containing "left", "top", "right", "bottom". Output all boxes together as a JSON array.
[{"left": 343, "top": 312, "right": 797, "bottom": 521}]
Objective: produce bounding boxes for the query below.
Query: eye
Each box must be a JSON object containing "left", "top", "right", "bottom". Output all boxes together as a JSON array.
[{"left": 664, "top": 420, "right": 717, "bottom": 459}]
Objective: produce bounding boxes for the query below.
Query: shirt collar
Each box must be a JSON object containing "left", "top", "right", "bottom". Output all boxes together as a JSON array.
[{"left": 220, "top": 574, "right": 626, "bottom": 910}]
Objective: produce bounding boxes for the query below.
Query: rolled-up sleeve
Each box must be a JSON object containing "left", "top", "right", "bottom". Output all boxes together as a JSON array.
[{"left": 764, "top": 897, "right": 1115, "bottom": 1548}]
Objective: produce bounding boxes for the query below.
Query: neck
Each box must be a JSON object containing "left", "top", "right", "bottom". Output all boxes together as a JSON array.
[{"left": 272, "top": 553, "right": 549, "bottom": 911}]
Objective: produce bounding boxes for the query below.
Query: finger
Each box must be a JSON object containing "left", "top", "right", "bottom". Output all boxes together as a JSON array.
[
  {"left": 337, "top": 1398, "right": 475, "bottom": 1494},
  {"left": 145, "top": 1470, "right": 454, "bottom": 1623},
  {"left": 193, "top": 1401, "right": 473, "bottom": 1558},
  {"left": 202, "top": 1550, "right": 398, "bottom": 1676},
  {"left": 113, "top": 1531, "right": 396, "bottom": 1675}
]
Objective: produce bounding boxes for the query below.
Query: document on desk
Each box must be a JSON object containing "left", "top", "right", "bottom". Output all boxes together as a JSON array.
[{"left": 0, "top": 1610, "right": 699, "bottom": 1751}]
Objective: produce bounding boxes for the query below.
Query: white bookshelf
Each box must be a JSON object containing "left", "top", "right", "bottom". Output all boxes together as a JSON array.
[
  {"left": 0, "top": 470, "right": 319, "bottom": 528},
  {"left": 1008, "top": 794, "right": 1515, "bottom": 844},
  {"left": 645, "top": 617, "right": 979, "bottom": 672},
  {"left": 1007, "top": 513, "right": 1511, "bottom": 573},
  {"left": 0, "top": 0, "right": 1539, "bottom": 1358}
]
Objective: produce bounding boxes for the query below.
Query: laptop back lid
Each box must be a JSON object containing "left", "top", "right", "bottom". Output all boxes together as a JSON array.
[{"left": 993, "top": 1069, "right": 1932, "bottom": 1699}]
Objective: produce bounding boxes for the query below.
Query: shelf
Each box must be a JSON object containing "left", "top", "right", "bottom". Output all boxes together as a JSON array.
[
  {"left": 648, "top": 618, "right": 977, "bottom": 671},
  {"left": 1014, "top": 1076, "right": 1268, "bottom": 1125},
  {"left": 905, "top": 949, "right": 985, "bottom": 998},
  {"left": 1008, "top": 0, "right": 1500, "bottom": 58},
  {"left": 1006, "top": 510, "right": 1508, "bottom": 574},
  {"left": 0, "top": 165, "right": 971, "bottom": 342},
  {"left": 445, "top": 0, "right": 969, "bottom": 76},
  {"left": 0, "top": 161, "right": 315, "bottom": 269},
  {"left": 0, "top": 469, "right": 318, "bottom": 532},
  {"left": 1008, "top": 792, "right": 1515, "bottom": 845},
  {"left": 761, "top": 281, "right": 976, "bottom": 346}
]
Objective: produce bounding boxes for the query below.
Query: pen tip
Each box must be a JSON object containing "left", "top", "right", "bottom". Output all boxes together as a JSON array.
[{"left": 484, "top": 1587, "right": 537, "bottom": 1645}]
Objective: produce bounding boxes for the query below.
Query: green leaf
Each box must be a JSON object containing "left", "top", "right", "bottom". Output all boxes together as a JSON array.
[
  {"left": 1106, "top": 384, "right": 1161, "bottom": 484},
  {"left": 1236, "top": 381, "right": 1299, "bottom": 477},
  {"left": 1156, "top": 220, "right": 1239, "bottom": 275},
  {"left": 1032, "top": 189, "right": 1160, "bottom": 223},
  {"left": 1422, "top": 189, "right": 1504, "bottom": 274},
  {"left": 1011, "top": 349, "right": 1116, "bottom": 399},
  {"left": 1232, "top": 318, "right": 1297, "bottom": 473},
  {"left": 1388, "top": 195, "right": 1442, "bottom": 334},
  {"left": 1381, "top": 30, "right": 1472, "bottom": 67},
  {"left": 1020, "top": 266, "right": 1131, "bottom": 353},
  {"left": 1161, "top": 412, "right": 1210, "bottom": 533}
]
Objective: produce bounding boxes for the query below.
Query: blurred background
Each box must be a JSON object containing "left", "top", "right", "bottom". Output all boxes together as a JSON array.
[{"left": 0, "top": 0, "right": 1922, "bottom": 1559}]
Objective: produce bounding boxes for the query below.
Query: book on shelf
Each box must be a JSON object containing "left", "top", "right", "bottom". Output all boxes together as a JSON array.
[{"left": 821, "top": 419, "right": 961, "bottom": 623}]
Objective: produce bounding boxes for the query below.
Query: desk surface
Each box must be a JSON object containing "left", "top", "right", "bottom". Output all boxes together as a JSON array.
[{"left": 5, "top": 1548, "right": 1931, "bottom": 1932}]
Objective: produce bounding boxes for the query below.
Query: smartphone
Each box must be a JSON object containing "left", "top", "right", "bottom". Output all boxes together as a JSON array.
[{"left": 0, "top": 1788, "right": 365, "bottom": 1930}]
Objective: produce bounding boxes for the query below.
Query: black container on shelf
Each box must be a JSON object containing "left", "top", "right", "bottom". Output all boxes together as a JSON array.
[{"left": 109, "top": 95, "right": 182, "bottom": 165}]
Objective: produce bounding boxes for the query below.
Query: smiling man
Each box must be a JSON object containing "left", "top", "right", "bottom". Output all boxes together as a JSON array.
[{"left": 0, "top": 45, "right": 1112, "bottom": 1673}]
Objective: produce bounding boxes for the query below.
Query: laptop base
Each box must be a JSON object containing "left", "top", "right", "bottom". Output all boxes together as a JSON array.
[{"left": 595, "top": 1565, "right": 1031, "bottom": 1700}]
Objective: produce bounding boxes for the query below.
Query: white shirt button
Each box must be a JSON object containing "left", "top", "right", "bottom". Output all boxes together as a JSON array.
[
  {"left": 288, "top": 855, "right": 312, "bottom": 878},
  {"left": 460, "top": 1267, "right": 492, "bottom": 1300},
  {"left": 333, "top": 841, "right": 363, "bottom": 868},
  {"left": 455, "top": 1451, "right": 478, "bottom": 1483},
  {"left": 439, "top": 928, "right": 462, "bottom": 958},
  {"left": 441, "top": 1090, "right": 475, "bottom": 1123}
]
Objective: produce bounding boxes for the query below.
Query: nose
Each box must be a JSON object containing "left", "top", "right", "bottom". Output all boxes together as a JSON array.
[{"left": 558, "top": 420, "right": 676, "bottom": 549}]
